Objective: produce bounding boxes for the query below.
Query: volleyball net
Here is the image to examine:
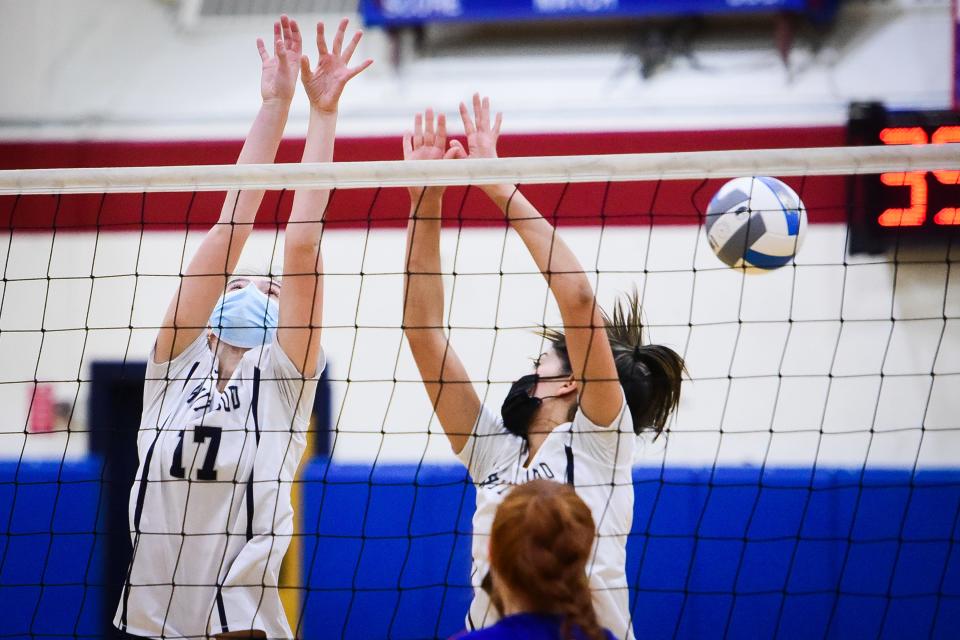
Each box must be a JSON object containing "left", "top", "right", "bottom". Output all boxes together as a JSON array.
[{"left": 0, "top": 143, "right": 958, "bottom": 639}]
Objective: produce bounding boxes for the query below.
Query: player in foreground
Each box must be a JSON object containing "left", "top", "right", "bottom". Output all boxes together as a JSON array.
[
  {"left": 114, "top": 16, "right": 370, "bottom": 639},
  {"left": 456, "top": 480, "right": 617, "bottom": 640},
  {"left": 402, "top": 97, "right": 684, "bottom": 639}
]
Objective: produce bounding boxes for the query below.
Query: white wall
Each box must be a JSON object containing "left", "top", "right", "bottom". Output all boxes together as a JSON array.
[
  {"left": 0, "top": 0, "right": 953, "bottom": 139},
  {"left": 0, "top": 0, "right": 956, "bottom": 467},
  {"left": 1, "top": 221, "right": 957, "bottom": 466}
]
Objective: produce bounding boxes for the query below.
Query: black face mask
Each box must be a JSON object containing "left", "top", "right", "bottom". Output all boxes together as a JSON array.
[{"left": 500, "top": 373, "right": 569, "bottom": 439}]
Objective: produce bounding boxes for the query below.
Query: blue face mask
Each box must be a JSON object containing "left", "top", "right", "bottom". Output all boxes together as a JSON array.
[{"left": 208, "top": 284, "right": 279, "bottom": 348}]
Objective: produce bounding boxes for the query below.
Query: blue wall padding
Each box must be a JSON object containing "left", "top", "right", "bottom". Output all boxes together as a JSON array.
[
  {"left": 1, "top": 460, "right": 958, "bottom": 639},
  {"left": 0, "top": 459, "right": 104, "bottom": 639},
  {"left": 299, "top": 462, "right": 960, "bottom": 640},
  {"left": 298, "top": 462, "right": 476, "bottom": 639}
]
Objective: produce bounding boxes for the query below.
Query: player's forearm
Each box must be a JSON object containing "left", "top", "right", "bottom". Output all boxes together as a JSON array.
[
  {"left": 403, "top": 194, "right": 445, "bottom": 331},
  {"left": 301, "top": 106, "right": 337, "bottom": 165},
  {"left": 238, "top": 98, "right": 293, "bottom": 164},
  {"left": 485, "top": 184, "right": 596, "bottom": 312},
  {"left": 178, "top": 100, "right": 292, "bottom": 290},
  {"left": 217, "top": 99, "right": 292, "bottom": 228},
  {"left": 287, "top": 108, "right": 337, "bottom": 248},
  {"left": 278, "top": 108, "right": 332, "bottom": 376}
]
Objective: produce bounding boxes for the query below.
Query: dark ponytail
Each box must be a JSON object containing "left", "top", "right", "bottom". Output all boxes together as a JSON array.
[{"left": 542, "top": 290, "right": 685, "bottom": 436}]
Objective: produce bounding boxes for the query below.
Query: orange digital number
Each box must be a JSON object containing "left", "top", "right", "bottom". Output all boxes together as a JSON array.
[
  {"left": 878, "top": 127, "right": 928, "bottom": 227},
  {"left": 932, "top": 126, "right": 960, "bottom": 225}
]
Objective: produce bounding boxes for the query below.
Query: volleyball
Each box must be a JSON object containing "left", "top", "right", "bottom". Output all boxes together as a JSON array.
[{"left": 705, "top": 176, "right": 807, "bottom": 269}]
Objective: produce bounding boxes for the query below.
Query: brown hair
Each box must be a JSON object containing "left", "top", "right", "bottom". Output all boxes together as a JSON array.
[
  {"left": 542, "top": 290, "right": 685, "bottom": 436},
  {"left": 489, "top": 480, "right": 606, "bottom": 640}
]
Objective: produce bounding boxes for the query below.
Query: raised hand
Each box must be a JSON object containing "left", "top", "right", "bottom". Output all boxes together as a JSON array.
[
  {"left": 458, "top": 93, "right": 503, "bottom": 159},
  {"left": 300, "top": 18, "right": 372, "bottom": 114},
  {"left": 257, "top": 15, "right": 302, "bottom": 104},
  {"left": 402, "top": 109, "right": 464, "bottom": 201}
]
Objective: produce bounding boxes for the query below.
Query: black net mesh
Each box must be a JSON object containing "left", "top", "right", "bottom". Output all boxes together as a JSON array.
[{"left": 0, "top": 168, "right": 958, "bottom": 639}]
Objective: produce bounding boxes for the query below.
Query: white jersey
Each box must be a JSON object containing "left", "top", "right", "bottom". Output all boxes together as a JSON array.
[
  {"left": 114, "top": 333, "right": 323, "bottom": 640},
  {"left": 457, "top": 398, "right": 636, "bottom": 640}
]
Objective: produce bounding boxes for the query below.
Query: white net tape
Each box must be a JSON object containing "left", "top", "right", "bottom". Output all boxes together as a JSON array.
[{"left": 1, "top": 144, "right": 958, "bottom": 194}]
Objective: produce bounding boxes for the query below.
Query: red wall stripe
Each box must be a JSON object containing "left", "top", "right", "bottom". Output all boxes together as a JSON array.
[{"left": 0, "top": 127, "right": 847, "bottom": 231}]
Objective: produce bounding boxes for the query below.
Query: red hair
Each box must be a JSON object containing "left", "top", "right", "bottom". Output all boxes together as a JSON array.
[{"left": 489, "top": 480, "right": 605, "bottom": 640}]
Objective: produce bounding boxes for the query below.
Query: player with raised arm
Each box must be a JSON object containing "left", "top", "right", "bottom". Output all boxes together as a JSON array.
[
  {"left": 114, "top": 16, "right": 371, "bottom": 640},
  {"left": 402, "top": 97, "right": 684, "bottom": 639}
]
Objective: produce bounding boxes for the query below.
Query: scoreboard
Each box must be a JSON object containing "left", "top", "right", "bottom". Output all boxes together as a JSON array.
[{"left": 848, "top": 103, "right": 960, "bottom": 253}]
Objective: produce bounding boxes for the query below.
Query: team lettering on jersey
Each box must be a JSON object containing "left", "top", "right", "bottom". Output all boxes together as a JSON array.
[
  {"left": 185, "top": 380, "right": 242, "bottom": 414},
  {"left": 479, "top": 461, "right": 557, "bottom": 495}
]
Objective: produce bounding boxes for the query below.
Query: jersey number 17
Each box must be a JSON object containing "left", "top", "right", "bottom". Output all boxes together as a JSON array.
[{"left": 169, "top": 426, "right": 222, "bottom": 481}]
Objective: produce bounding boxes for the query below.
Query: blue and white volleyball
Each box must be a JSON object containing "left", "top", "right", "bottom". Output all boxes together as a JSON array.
[{"left": 705, "top": 176, "right": 807, "bottom": 270}]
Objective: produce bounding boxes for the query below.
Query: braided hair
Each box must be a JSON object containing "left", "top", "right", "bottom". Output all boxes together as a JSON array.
[
  {"left": 541, "top": 290, "right": 685, "bottom": 436},
  {"left": 489, "top": 480, "right": 606, "bottom": 640}
]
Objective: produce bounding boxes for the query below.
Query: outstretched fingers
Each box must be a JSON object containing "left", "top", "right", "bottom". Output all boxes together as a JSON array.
[
  {"left": 479, "top": 96, "right": 491, "bottom": 130},
  {"left": 280, "top": 15, "right": 292, "bottom": 46},
  {"left": 407, "top": 111, "right": 450, "bottom": 155},
  {"left": 332, "top": 17, "right": 348, "bottom": 56},
  {"left": 261, "top": 17, "right": 301, "bottom": 64},
  {"left": 436, "top": 113, "right": 447, "bottom": 151},
  {"left": 461, "top": 93, "right": 497, "bottom": 134},
  {"left": 493, "top": 111, "right": 503, "bottom": 136},
  {"left": 424, "top": 108, "right": 436, "bottom": 147},
  {"left": 316, "top": 21, "right": 329, "bottom": 55},
  {"left": 459, "top": 101, "right": 476, "bottom": 136},
  {"left": 413, "top": 113, "right": 424, "bottom": 148},
  {"left": 472, "top": 93, "right": 483, "bottom": 129},
  {"left": 273, "top": 21, "right": 285, "bottom": 59},
  {"left": 288, "top": 17, "right": 302, "bottom": 53},
  {"left": 346, "top": 58, "right": 373, "bottom": 80},
  {"left": 342, "top": 30, "right": 363, "bottom": 64}
]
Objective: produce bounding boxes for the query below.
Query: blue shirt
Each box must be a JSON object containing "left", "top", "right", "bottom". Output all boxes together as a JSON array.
[{"left": 453, "top": 612, "right": 618, "bottom": 640}]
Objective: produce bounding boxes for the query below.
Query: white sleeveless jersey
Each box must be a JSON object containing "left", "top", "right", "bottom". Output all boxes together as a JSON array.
[
  {"left": 457, "top": 398, "right": 636, "bottom": 640},
  {"left": 114, "top": 334, "right": 323, "bottom": 640}
]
